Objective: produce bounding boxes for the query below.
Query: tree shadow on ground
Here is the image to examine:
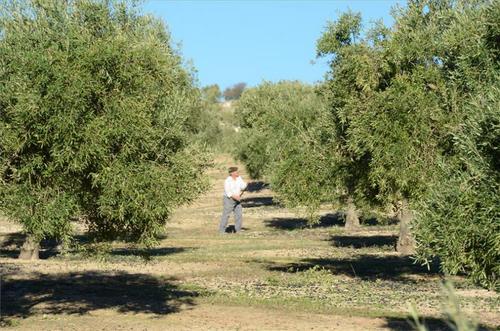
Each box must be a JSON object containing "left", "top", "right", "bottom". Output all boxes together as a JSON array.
[
  {"left": 329, "top": 234, "right": 398, "bottom": 249},
  {"left": 1, "top": 271, "right": 197, "bottom": 319},
  {"left": 383, "top": 316, "right": 494, "bottom": 331},
  {"left": 241, "top": 197, "right": 278, "bottom": 208},
  {"left": 0, "top": 232, "right": 25, "bottom": 258},
  {"left": 245, "top": 181, "right": 270, "bottom": 193},
  {"left": 0, "top": 232, "right": 24, "bottom": 246},
  {"left": 0, "top": 232, "right": 61, "bottom": 259},
  {"left": 362, "top": 216, "right": 399, "bottom": 226},
  {"left": 264, "top": 213, "right": 344, "bottom": 230},
  {"left": 110, "top": 247, "right": 190, "bottom": 258},
  {"left": 265, "top": 255, "right": 441, "bottom": 282},
  {"left": 0, "top": 232, "right": 189, "bottom": 260}
]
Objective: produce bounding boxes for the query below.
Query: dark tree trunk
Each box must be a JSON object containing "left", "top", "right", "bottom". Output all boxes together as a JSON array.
[
  {"left": 18, "top": 235, "right": 40, "bottom": 260},
  {"left": 396, "top": 199, "right": 415, "bottom": 255},
  {"left": 344, "top": 197, "right": 360, "bottom": 231}
]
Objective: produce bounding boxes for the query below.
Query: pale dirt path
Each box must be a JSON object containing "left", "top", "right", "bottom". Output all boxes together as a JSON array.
[{"left": 10, "top": 305, "right": 394, "bottom": 331}]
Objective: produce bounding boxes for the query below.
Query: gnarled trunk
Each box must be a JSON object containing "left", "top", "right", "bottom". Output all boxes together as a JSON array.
[
  {"left": 396, "top": 199, "right": 415, "bottom": 255},
  {"left": 344, "top": 197, "right": 360, "bottom": 231},
  {"left": 19, "top": 235, "right": 40, "bottom": 260}
]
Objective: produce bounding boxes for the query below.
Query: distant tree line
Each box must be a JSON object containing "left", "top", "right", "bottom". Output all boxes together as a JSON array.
[{"left": 223, "top": 82, "right": 247, "bottom": 101}]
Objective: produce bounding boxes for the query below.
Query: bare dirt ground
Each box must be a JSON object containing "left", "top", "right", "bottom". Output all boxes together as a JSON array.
[{"left": 1, "top": 155, "right": 499, "bottom": 330}]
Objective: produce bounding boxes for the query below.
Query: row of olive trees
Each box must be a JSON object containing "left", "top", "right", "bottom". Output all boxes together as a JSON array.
[
  {"left": 235, "top": 0, "right": 498, "bottom": 289},
  {"left": 235, "top": 81, "right": 339, "bottom": 221},
  {"left": 195, "top": 84, "right": 244, "bottom": 152},
  {"left": 0, "top": 0, "right": 211, "bottom": 259},
  {"left": 317, "top": 0, "right": 499, "bottom": 289}
]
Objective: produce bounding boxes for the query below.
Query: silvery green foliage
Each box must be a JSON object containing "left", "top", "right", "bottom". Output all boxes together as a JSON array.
[
  {"left": 0, "top": 0, "right": 209, "bottom": 247},
  {"left": 195, "top": 84, "right": 224, "bottom": 149},
  {"left": 414, "top": 86, "right": 499, "bottom": 290},
  {"left": 317, "top": 0, "right": 499, "bottom": 287},
  {"left": 235, "top": 81, "right": 337, "bottom": 220}
]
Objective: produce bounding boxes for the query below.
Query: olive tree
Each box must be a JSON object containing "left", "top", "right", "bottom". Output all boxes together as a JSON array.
[
  {"left": 0, "top": 0, "right": 209, "bottom": 259},
  {"left": 415, "top": 86, "right": 499, "bottom": 290},
  {"left": 316, "top": 11, "right": 380, "bottom": 231},
  {"left": 318, "top": 0, "right": 499, "bottom": 286},
  {"left": 192, "top": 85, "right": 224, "bottom": 148},
  {"left": 411, "top": 1, "right": 500, "bottom": 289},
  {"left": 317, "top": 3, "right": 487, "bottom": 253},
  {"left": 235, "top": 81, "right": 338, "bottom": 223}
]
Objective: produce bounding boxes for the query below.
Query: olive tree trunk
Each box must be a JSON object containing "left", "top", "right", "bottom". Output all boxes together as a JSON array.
[
  {"left": 18, "top": 235, "right": 40, "bottom": 260},
  {"left": 396, "top": 199, "right": 415, "bottom": 255},
  {"left": 344, "top": 197, "right": 360, "bottom": 231}
]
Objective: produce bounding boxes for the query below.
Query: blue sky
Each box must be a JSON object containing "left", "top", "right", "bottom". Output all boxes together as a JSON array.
[{"left": 144, "top": 1, "right": 403, "bottom": 90}]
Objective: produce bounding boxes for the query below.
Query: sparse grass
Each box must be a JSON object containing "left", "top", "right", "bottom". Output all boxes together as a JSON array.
[{"left": 200, "top": 292, "right": 410, "bottom": 319}]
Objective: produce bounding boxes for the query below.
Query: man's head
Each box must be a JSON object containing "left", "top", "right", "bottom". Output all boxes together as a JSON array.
[{"left": 228, "top": 166, "right": 239, "bottom": 178}]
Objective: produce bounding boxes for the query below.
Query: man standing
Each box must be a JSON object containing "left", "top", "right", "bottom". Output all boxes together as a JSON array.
[{"left": 219, "top": 167, "right": 247, "bottom": 233}]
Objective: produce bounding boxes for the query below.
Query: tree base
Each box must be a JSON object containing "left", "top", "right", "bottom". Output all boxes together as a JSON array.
[
  {"left": 344, "top": 199, "right": 360, "bottom": 231},
  {"left": 18, "top": 236, "right": 40, "bottom": 260},
  {"left": 344, "top": 214, "right": 360, "bottom": 231},
  {"left": 396, "top": 199, "right": 415, "bottom": 255},
  {"left": 396, "top": 237, "right": 415, "bottom": 255}
]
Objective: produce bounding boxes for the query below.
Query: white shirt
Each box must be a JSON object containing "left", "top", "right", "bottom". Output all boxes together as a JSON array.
[{"left": 224, "top": 176, "right": 247, "bottom": 198}]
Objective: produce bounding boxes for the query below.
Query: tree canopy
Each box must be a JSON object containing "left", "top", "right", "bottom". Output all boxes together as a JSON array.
[
  {"left": 0, "top": 0, "right": 210, "bottom": 257},
  {"left": 320, "top": 0, "right": 499, "bottom": 287},
  {"left": 235, "top": 81, "right": 337, "bottom": 221}
]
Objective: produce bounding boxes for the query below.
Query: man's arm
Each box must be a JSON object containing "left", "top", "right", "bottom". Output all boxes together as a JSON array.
[
  {"left": 239, "top": 177, "right": 248, "bottom": 191},
  {"left": 238, "top": 177, "right": 247, "bottom": 198}
]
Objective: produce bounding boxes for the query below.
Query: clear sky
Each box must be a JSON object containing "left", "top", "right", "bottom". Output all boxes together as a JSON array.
[{"left": 144, "top": 1, "right": 404, "bottom": 90}]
